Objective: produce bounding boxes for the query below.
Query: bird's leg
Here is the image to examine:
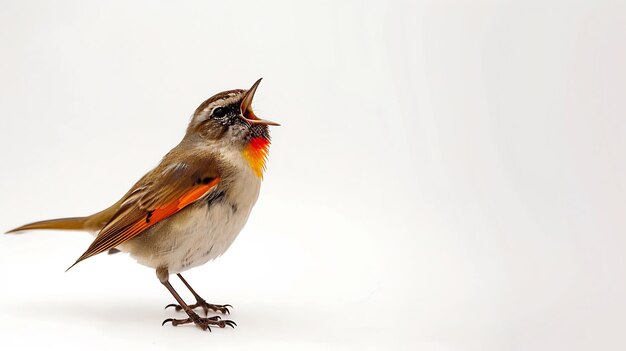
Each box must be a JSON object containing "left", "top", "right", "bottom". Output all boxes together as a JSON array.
[
  {"left": 157, "top": 268, "right": 236, "bottom": 331},
  {"left": 164, "top": 273, "right": 232, "bottom": 316}
]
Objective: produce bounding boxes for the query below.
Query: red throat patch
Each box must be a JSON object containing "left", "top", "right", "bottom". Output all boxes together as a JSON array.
[{"left": 241, "top": 137, "right": 270, "bottom": 178}]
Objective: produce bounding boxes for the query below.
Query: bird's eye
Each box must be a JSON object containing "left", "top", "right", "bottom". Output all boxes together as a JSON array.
[{"left": 212, "top": 107, "right": 226, "bottom": 118}]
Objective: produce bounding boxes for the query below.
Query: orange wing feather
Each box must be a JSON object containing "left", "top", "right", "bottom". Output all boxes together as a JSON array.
[
  {"left": 67, "top": 177, "right": 220, "bottom": 271},
  {"left": 124, "top": 180, "right": 219, "bottom": 237}
]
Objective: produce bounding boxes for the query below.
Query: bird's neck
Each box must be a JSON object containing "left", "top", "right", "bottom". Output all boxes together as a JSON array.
[{"left": 241, "top": 136, "right": 270, "bottom": 178}]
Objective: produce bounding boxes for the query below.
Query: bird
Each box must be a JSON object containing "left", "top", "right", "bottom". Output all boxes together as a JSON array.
[{"left": 6, "top": 78, "right": 279, "bottom": 331}]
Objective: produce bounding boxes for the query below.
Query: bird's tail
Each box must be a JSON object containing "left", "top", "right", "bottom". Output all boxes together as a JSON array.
[{"left": 6, "top": 217, "right": 88, "bottom": 234}]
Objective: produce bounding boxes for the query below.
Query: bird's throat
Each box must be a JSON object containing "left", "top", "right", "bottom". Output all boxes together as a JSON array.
[{"left": 241, "top": 137, "right": 270, "bottom": 178}]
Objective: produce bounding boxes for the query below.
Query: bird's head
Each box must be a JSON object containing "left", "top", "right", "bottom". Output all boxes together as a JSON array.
[
  {"left": 186, "top": 78, "right": 278, "bottom": 145},
  {"left": 185, "top": 78, "right": 279, "bottom": 177}
]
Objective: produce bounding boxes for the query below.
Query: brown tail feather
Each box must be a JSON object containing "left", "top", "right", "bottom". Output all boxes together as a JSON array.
[{"left": 6, "top": 217, "right": 88, "bottom": 234}]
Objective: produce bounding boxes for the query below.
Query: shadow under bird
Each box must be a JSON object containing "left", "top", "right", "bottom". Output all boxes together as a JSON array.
[{"left": 6, "top": 78, "right": 279, "bottom": 331}]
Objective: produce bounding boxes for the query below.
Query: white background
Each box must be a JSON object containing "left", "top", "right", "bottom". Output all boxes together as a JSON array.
[{"left": 1, "top": 1, "right": 625, "bottom": 350}]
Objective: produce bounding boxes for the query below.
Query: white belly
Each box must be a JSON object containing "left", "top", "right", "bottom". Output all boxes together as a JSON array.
[
  {"left": 123, "top": 166, "right": 262, "bottom": 274},
  {"left": 168, "top": 194, "right": 258, "bottom": 272}
]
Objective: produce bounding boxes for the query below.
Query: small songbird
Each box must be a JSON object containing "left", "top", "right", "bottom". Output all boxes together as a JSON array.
[{"left": 6, "top": 78, "right": 278, "bottom": 331}]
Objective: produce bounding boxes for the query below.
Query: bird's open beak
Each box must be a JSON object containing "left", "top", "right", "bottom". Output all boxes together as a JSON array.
[{"left": 240, "top": 78, "right": 280, "bottom": 126}]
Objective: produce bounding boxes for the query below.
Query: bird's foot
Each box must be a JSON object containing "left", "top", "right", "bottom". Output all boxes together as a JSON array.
[
  {"left": 162, "top": 312, "right": 236, "bottom": 331},
  {"left": 165, "top": 299, "right": 232, "bottom": 316}
]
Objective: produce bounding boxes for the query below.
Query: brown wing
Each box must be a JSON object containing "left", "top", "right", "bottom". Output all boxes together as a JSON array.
[{"left": 66, "top": 162, "right": 221, "bottom": 271}]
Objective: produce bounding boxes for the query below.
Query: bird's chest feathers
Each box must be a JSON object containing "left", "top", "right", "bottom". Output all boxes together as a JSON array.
[
  {"left": 241, "top": 137, "right": 270, "bottom": 178},
  {"left": 165, "top": 171, "right": 261, "bottom": 271}
]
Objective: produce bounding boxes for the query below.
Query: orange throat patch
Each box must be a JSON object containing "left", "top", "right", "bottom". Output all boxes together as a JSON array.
[{"left": 241, "top": 137, "right": 270, "bottom": 178}]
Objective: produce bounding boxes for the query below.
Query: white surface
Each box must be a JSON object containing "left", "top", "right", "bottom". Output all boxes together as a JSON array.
[{"left": 1, "top": 1, "right": 625, "bottom": 350}]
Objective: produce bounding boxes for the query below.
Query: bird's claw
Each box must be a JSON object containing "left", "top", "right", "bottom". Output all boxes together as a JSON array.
[
  {"left": 161, "top": 313, "right": 236, "bottom": 331},
  {"left": 164, "top": 303, "right": 182, "bottom": 311},
  {"left": 165, "top": 300, "right": 232, "bottom": 316}
]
